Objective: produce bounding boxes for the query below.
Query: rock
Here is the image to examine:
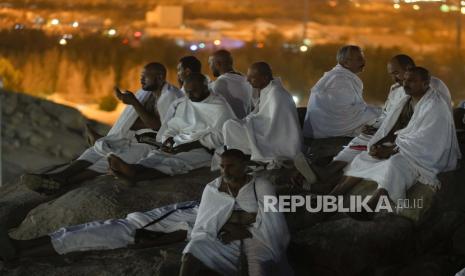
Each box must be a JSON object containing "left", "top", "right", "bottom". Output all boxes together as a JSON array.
[
  {"left": 17, "top": 129, "right": 33, "bottom": 140},
  {"left": 28, "top": 135, "right": 44, "bottom": 147},
  {"left": 10, "top": 168, "right": 218, "bottom": 239},
  {"left": 40, "top": 100, "right": 85, "bottom": 131},
  {"left": 1, "top": 91, "right": 18, "bottom": 115},
  {"left": 452, "top": 223, "right": 465, "bottom": 255},
  {"left": 290, "top": 214, "right": 415, "bottom": 276},
  {"left": 0, "top": 181, "right": 52, "bottom": 229},
  {"left": 1, "top": 242, "right": 185, "bottom": 276}
]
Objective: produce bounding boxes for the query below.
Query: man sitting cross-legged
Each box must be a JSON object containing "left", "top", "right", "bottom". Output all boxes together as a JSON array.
[
  {"left": 295, "top": 54, "right": 454, "bottom": 192},
  {"left": 326, "top": 67, "right": 459, "bottom": 215},
  {"left": 180, "top": 149, "right": 292, "bottom": 276},
  {"left": 24, "top": 62, "right": 183, "bottom": 194},
  {"left": 222, "top": 62, "right": 302, "bottom": 169},
  {"left": 106, "top": 72, "right": 236, "bottom": 183}
]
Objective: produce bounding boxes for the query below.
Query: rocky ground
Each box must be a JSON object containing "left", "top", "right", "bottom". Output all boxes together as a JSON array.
[{"left": 1, "top": 90, "right": 465, "bottom": 276}]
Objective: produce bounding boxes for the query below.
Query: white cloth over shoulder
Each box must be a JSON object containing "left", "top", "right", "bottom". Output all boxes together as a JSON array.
[
  {"left": 303, "top": 64, "right": 380, "bottom": 138},
  {"left": 223, "top": 78, "right": 302, "bottom": 167},
  {"left": 210, "top": 72, "right": 253, "bottom": 119},
  {"left": 157, "top": 93, "right": 236, "bottom": 150},
  {"left": 334, "top": 83, "right": 405, "bottom": 163},
  {"left": 77, "top": 83, "right": 183, "bottom": 173},
  {"left": 183, "top": 176, "right": 290, "bottom": 275},
  {"left": 345, "top": 88, "right": 460, "bottom": 200},
  {"left": 431, "top": 76, "right": 452, "bottom": 110},
  {"left": 157, "top": 82, "right": 184, "bottom": 123},
  {"left": 106, "top": 88, "right": 152, "bottom": 139}
]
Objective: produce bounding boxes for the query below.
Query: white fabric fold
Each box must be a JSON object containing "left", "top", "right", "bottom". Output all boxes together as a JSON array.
[
  {"left": 157, "top": 93, "right": 236, "bottom": 150},
  {"left": 303, "top": 64, "right": 380, "bottom": 138},
  {"left": 346, "top": 87, "right": 460, "bottom": 195},
  {"left": 210, "top": 72, "right": 253, "bottom": 119},
  {"left": 223, "top": 78, "right": 302, "bottom": 167},
  {"left": 184, "top": 176, "right": 290, "bottom": 275}
]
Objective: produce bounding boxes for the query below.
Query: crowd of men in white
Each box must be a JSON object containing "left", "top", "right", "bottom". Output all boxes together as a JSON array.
[{"left": 1, "top": 46, "right": 463, "bottom": 275}]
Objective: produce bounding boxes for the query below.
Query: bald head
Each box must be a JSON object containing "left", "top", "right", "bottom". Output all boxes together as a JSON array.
[
  {"left": 141, "top": 62, "right": 166, "bottom": 91},
  {"left": 387, "top": 54, "right": 416, "bottom": 86},
  {"left": 144, "top": 62, "right": 166, "bottom": 78},
  {"left": 337, "top": 45, "right": 365, "bottom": 74},
  {"left": 247, "top": 62, "right": 273, "bottom": 89},
  {"left": 209, "top": 49, "right": 234, "bottom": 77}
]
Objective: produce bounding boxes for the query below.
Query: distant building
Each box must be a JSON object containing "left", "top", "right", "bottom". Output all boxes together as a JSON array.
[{"left": 146, "top": 5, "right": 183, "bottom": 28}]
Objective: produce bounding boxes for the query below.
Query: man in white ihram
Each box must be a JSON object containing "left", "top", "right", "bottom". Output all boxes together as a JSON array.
[
  {"left": 209, "top": 49, "right": 253, "bottom": 119},
  {"left": 222, "top": 61, "right": 302, "bottom": 169}
]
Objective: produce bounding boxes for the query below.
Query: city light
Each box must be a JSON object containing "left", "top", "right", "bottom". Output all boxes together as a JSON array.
[
  {"left": 198, "top": 43, "right": 206, "bottom": 49},
  {"left": 213, "top": 39, "right": 221, "bottom": 46},
  {"left": 72, "top": 21, "right": 79, "bottom": 28},
  {"left": 299, "top": 45, "right": 309, "bottom": 52},
  {"left": 134, "top": 31, "right": 142, "bottom": 38},
  {"left": 50, "top": 18, "right": 60, "bottom": 25},
  {"left": 394, "top": 3, "right": 401, "bottom": 9},
  {"left": 303, "top": 38, "right": 312, "bottom": 46},
  {"left": 107, "top": 29, "right": 117, "bottom": 36},
  {"left": 59, "top": 38, "right": 67, "bottom": 46},
  {"left": 413, "top": 4, "right": 420, "bottom": 10},
  {"left": 256, "top": 42, "right": 264, "bottom": 48},
  {"left": 440, "top": 4, "right": 450, "bottom": 12},
  {"left": 190, "top": 45, "right": 198, "bottom": 51},
  {"left": 462, "top": 7, "right": 465, "bottom": 14}
]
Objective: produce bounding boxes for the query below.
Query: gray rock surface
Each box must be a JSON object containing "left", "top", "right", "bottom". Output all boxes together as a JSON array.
[{"left": 10, "top": 168, "right": 217, "bottom": 240}]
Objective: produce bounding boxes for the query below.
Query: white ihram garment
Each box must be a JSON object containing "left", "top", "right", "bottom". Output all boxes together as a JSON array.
[
  {"left": 183, "top": 176, "right": 291, "bottom": 276},
  {"left": 303, "top": 64, "right": 380, "bottom": 138},
  {"left": 210, "top": 72, "right": 253, "bottom": 119},
  {"left": 223, "top": 78, "right": 302, "bottom": 168},
  {"left": 344, "top": 88, "right": 460, "bottom": 201},
  {"left": 77, "top": 83, "right": 183, "bottom": 173}
]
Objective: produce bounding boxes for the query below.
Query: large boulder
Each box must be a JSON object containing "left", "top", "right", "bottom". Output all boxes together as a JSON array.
[
  {"left": 290, "top": 214, "right": 415, "bottom": 276},
  {"left": 10, "top": 168, "right": 218, "bottom": 239},
  {"left": 0, "top": 243, "right": 185, "bottom": 276}
]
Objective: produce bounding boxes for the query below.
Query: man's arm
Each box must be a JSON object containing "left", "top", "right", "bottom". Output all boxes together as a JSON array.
[
  {"left": 115, "top": 87, "right": 161, "bottom": 129},
  {"left": 218, "top": 210, "right": 257, "bottom": 244}
]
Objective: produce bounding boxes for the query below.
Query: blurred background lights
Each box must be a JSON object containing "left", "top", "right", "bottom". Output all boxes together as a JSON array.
[
  {"left": 107, "top": 29, "right": 117, "bottom": 36},
  {"left": 190, "top": 44, "right": 198, "bottom": 51}
]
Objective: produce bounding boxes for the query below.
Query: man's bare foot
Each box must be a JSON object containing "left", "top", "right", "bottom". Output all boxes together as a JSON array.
[{"left": 107, "top": 154, "right": 137, "bottom": 184}]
